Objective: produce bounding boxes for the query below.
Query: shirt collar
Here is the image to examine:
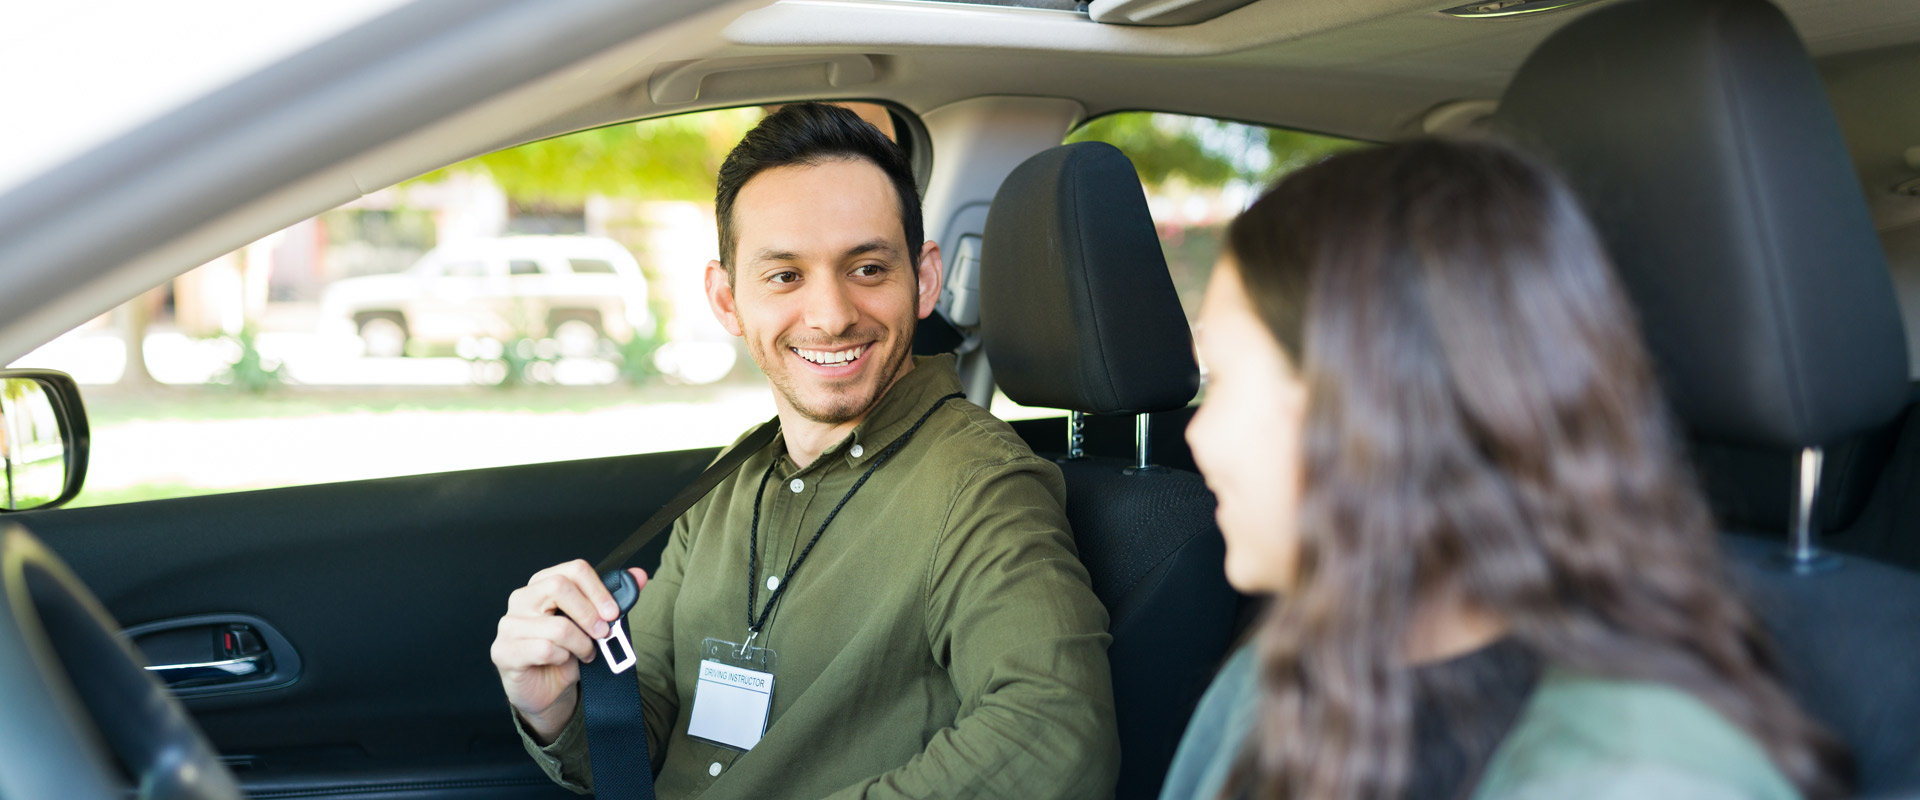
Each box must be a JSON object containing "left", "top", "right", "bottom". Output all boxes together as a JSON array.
[{"left": 774, "top": 354, "right": 964, "bottom": 472}]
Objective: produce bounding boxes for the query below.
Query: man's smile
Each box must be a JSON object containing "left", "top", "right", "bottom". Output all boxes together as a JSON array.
[{"left": 790, "top": 343, "right": 871, "bottom": 373}]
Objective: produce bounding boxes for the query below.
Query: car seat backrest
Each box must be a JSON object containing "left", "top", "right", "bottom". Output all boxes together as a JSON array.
[
  {"left": 980, "top": 141, "right": 1200, "bottom": 416},
  {"left": 1496, "top": 0, "right": 1920, "bottom": 792},
  {"left": 1498, "top": 0, "right": 1908, "bottom": 452},
  {"left": 980, "top": 141, "right": 1238, "bottom": 800}
]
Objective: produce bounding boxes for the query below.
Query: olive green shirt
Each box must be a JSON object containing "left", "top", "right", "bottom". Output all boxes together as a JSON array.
[{"left": 521, "top": 355, "right": 1120, "bottom": 799}]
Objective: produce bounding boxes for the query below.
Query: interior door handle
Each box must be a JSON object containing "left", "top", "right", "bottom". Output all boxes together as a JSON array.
[
  {"left": 123, "top": 613, "right": 302, "bottom": 698},
  {"left": 145, "top": 653, "right": 267, "bottom": 684}
]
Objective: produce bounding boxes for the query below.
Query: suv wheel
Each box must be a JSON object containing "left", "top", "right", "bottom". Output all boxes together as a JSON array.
[
  {"left": 356, "top": 314, "right": 409, "bottom": 359},
  {"left": 549, "top": 315, "right": 604, "bottom": 359}
]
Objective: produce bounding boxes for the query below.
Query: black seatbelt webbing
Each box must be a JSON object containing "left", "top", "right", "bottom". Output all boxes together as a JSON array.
[
  {"left": 594, "top": 419, "right": 780, "bottom": 575},
  {"left": 580, "top": 662, "right": 655, "bottom": 800},
  {"left": 582, "top": 418, "right": 779, "bottom": 800}
]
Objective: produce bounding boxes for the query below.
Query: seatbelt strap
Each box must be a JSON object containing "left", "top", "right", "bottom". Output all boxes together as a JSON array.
[
  {"left": 581, "top": 418, "right": 780, "bottom": 800},
  {"left": 594, "top": 418, "right": 780, "bottom": 575}
]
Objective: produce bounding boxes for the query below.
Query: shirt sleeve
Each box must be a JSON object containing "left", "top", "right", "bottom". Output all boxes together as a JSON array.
[
  {"left": 824, "top": 456, "right": 1121, "bottom": 800},
  {"left": 518, "top": 513, "right": 693, "bottom": 793},
  {"left": 514, "top": 698, "right": 590, "bottom": 794}
]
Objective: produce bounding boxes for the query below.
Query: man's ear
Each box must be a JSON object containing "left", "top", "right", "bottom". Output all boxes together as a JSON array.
[
  {"left": 914, "top": 241, "right": 944, "bottom": 320},
  {"left": 705, "top": 260, "right": 743, "bottom": 337}
]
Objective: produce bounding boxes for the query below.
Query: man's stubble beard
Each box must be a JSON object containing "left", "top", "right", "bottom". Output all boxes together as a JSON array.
[{"left": 756, "top": 325, "right": 917, "bottom": 426}]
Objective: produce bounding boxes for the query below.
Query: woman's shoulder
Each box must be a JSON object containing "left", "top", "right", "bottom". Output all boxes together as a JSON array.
[
  {"left": 1158, "top": 642, "right": 1261, "bottom": 800},
  {"left": 1473, "top": 669, "right": 1802, "bottom": 800}
]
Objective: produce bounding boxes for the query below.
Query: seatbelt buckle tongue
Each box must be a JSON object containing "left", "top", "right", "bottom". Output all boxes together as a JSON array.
[
  {"left": 595, "top": 569, "right": 641, "bottom": 675},
  {"left": 596, "top": 621, "right": 637, "bottom": 675}
]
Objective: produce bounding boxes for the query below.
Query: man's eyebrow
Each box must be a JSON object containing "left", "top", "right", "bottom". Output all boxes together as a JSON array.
[
  {"left": 844, "top": 239, "right": 900, "bottom": 259},
  {"left": 749, "top": 240, "right": 901, "bottom": 265},
  {"left": 749, "top": 248, "right": 802, "bottom": 264}
]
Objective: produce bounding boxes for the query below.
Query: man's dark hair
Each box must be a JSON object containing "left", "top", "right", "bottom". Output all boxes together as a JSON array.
[{"left": 715, "top": 103, "right": 922, "bottom": 277}]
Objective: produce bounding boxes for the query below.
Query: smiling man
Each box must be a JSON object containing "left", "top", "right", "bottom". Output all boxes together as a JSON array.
[{"left": 490, "top": 103, "right": 1120, "bottom": 799}]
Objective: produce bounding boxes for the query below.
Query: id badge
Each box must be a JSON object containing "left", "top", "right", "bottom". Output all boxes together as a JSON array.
[{"left": 687, "top": 637, "right": 777, "bottom": 752}]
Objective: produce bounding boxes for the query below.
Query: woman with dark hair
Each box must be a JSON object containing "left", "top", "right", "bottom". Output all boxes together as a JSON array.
[{"left": 1160, "top": 138, "right": 1849, "bottom": 800}]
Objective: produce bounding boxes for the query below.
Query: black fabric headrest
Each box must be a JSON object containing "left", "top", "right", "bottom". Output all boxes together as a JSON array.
[
  {"left": 1495, "top": 0, "right": 1908, "bottom": 450},
  {"left": 980, "top": 142, "right": 1199, "bottom": 414}
]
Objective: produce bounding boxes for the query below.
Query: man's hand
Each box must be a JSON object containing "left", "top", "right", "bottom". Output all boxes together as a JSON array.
[{"left": 491, "top": 560, "right": 648, "bottom": 744}]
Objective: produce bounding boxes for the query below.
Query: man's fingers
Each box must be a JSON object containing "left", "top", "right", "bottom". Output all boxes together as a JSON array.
[
  {"left": 509, "top": 572, "right": 612, "bottom": 638},
  {"left": 542, "top": 576, "right": 612, "bottom": 638},
  {"left": 495, "top": 615, "right": 598, "bottom": 665},
  {"left": 492, "top": 633, "right": 580, "bottom": 672},
  {"left": 525, "top": 559, "right": 621, "bottom": 621},
  {"left": 530, "top": 615, "right": 600, "bottom": 663}
]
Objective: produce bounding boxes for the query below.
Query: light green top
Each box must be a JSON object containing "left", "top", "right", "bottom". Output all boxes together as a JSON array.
[
  {"left": 1161, "top": 643, "right": 1801, "bottom": 800},
  {"left": 520, "top": 355, "right": 1121, "bottom": 799}
]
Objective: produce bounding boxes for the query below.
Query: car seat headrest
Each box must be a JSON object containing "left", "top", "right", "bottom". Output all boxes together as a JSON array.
[
  {"left": 1495, "top": 0, "right": 1908, "bottom": 450},
  {"left": 979, "top": 142, "right": 1199, "bottom": 415}
]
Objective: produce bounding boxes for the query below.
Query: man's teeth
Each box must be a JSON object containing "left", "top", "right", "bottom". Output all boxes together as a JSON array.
[{"left": 795, "top": 346, "right": 866, "bottom": 365}]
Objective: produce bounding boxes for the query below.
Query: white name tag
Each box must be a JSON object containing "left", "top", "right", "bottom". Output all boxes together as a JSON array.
[{"left": 687, "top": 659, "right": 774, "bottom": 751}]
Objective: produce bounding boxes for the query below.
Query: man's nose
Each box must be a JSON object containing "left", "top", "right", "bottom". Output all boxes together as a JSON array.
[{"left": 801, "top": 279, "right": 860, "bottom": 334}]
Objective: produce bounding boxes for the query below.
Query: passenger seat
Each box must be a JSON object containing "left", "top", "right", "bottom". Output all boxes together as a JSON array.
[
  {"left": 1497, "top": 0, "right": 1920, "bottom": 793},
  {"left": 979, "top": 141, "right": 1241, "bottom": 800}
]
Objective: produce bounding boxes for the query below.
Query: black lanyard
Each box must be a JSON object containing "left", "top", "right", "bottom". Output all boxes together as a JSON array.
[{"left": 745, "top": 391, "right": 965, "bottom": 639}]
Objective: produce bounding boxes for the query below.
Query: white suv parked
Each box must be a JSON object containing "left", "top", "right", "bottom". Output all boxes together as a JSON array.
[{"left": 319, "top": 235, "right": 651, "bottom": 358}]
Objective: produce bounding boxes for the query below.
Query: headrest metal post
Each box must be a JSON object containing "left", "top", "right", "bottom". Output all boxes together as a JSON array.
[
  {"left": 1124, "top": 413, "right": 1164, "bottom": 475},
  {"left": 1067, "top": 411, "right": 1086, "bottom": 460},
  {"left": 1135, "top": 414, "right": 1151, "bottom": 470},
  {"left": 1773, "top": 446, "right": 1840, "bottom": 574}
]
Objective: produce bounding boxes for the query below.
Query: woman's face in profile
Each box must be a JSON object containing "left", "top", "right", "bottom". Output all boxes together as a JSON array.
[{"left": 1187, "top": 255, "right": 1310, "bottom": 595}]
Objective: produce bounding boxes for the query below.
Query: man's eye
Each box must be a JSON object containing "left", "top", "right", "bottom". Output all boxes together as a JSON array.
[
  {"left": 853, "top": 264, "right": 885, "bottom": 278},
  {"left": 769, "top": 271, "right": 800, "bottom": 284}
]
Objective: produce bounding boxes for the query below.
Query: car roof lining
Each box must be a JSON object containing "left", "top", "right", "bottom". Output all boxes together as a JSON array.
[{"left": 428, "top": 0, "right": 1920, "bottom": 184}]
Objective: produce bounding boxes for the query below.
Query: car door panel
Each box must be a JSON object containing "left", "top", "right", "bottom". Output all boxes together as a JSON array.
[{"left": 12, "top": 445, "right": 720, "bottom": 797}]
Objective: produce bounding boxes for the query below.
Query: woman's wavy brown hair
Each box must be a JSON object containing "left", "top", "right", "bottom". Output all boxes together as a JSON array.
[{"left": 1219, "top": 138, "right": 1848, "bottom": 799}]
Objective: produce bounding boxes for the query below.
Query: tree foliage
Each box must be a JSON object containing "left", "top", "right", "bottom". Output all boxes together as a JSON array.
[
  {"left": 408, "top": 108, "right": 764, "bottom": 205},
  {"left": 1066, "top": 112, "right": 1365, "bottom": 191}
]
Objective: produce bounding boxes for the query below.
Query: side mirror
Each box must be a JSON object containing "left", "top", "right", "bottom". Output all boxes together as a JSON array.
[{"left": 0, "top": 370, "right": 89, "bottom": 512}]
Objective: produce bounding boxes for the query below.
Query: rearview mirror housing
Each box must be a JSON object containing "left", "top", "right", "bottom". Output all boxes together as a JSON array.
[{"left": 0, "top": 370, "right": 90, "bottom": 512}]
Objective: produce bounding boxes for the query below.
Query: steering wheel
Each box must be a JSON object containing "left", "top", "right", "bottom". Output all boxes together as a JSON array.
[{"left": 0, "top": 524, "right": 242, "bottom": 800}]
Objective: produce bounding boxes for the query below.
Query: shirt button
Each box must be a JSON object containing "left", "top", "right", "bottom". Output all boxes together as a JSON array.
[
  {"left": 850, "top": 444, "right": 864, "bottom": 458},
  {"left": 767, "top": 575, "right": 781, "bottom": 591},
  {"left": 709, "top": 761, "right": 722, "bottom": 777},
  {"left": 789, "top": 478, "right": 804, "bottom": 493}
]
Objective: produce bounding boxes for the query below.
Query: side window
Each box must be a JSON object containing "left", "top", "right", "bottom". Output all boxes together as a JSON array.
[
  {"left": 993, "top": 112, "right": 1365, "bottom": 420},
  {"left": 1066, "top": 112, "right": 1366, "bottom": 325},
  {"left": 442, "top": 260, "right": 488, "bottom": 278},
  {"left": 568, "top": 258, "right": 616, "bottom": 275},
  {"left": 6, "top": 102, "right": 909, "bottom": 507}
]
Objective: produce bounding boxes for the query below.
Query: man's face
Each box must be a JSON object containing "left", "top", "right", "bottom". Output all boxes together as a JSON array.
[{"left": 706, "top": 157, "right": 941, "bottom": 426}]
